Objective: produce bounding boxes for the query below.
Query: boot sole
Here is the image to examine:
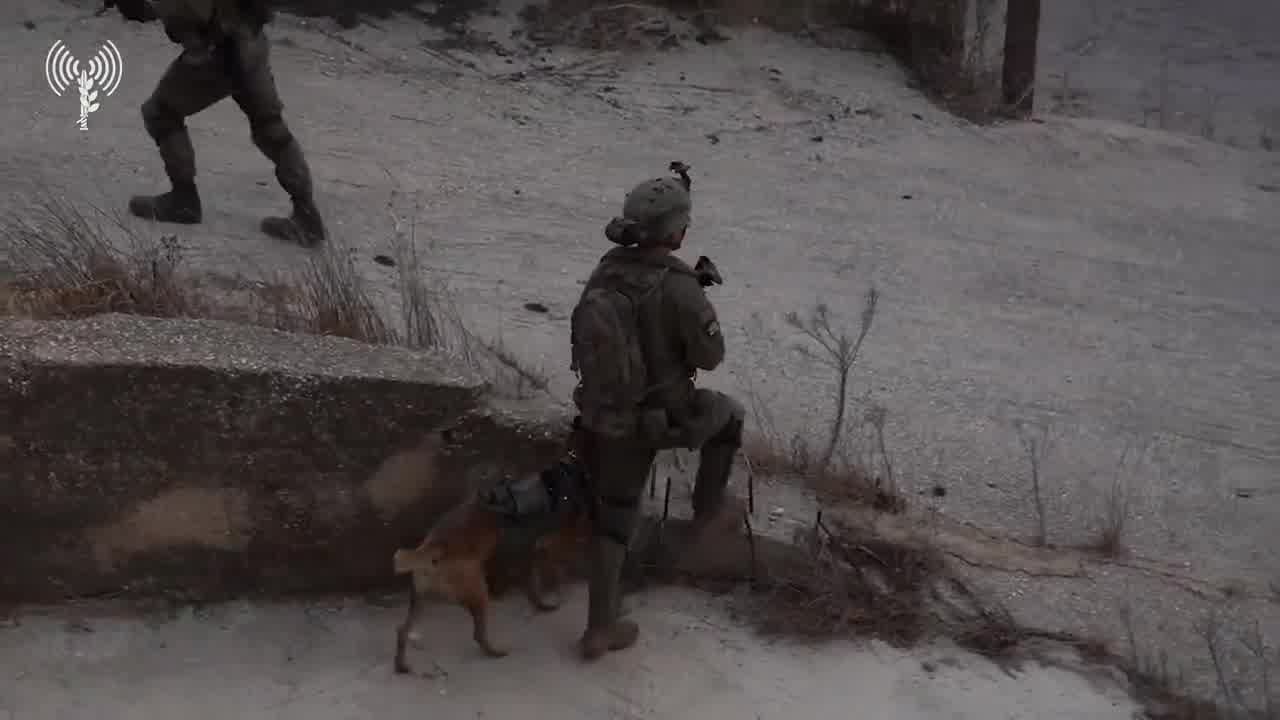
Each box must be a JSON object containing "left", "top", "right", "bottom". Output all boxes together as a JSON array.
[{"left": 129, "top": 212, "right": 201, "bottom": 225}]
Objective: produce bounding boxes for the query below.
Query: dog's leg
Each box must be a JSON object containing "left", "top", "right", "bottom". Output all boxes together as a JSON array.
[
  {"left": 463, "top": 566, "right": 508, "bottom": 658},
  {"left": 394, "top": 581, "right": 425, "bottom": 674}
]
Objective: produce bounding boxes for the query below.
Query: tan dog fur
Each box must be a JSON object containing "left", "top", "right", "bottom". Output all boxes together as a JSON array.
[{"left": 392, "top": 485, "right": 591, "bottom": 673}]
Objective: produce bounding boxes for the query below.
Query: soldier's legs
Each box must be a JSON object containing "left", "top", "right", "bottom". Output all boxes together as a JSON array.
[
  {"left": 229, "top": 30, "right": 326, "bottom": 247},
  {"left": 131, "top": 54, "right": 232, "bottom": 223},
  {"left": 579, "top": 431, "right": 655, "bottom": 661},
  {"left": 686, "top": 390, "right": 746, "bottom": 524}
]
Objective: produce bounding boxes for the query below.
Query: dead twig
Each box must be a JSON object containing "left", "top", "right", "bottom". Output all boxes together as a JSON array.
[{"left": 1015, "top": 419, "right": 1054, "bottom": 547}]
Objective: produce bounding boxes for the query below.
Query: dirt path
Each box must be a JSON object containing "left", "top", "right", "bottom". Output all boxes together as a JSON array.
[{"left": 0, "top": 588, "right": 1139, "bottom": 719}]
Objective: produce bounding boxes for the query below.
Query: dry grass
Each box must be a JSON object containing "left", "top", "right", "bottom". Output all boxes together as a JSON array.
[
  {"left": 2, "top": 195, "right": 196, "bottom": 320},
  {"left": 1084, "top": 436, "right": 1145, "bottom": 558},
  {"left": 0, "top": 191, "right": 550, "bottom": 399}
]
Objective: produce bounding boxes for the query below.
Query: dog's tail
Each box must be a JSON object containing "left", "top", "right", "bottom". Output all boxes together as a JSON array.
[
  {"left": 393, "top": 547, "right": 426, "bottom": 575},
  {"left": 392, "top": 548, "right": 414, "bottom": 575}
]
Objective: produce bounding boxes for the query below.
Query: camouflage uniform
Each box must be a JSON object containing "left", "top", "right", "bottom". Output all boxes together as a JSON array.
[
  {"left": 113, "top": 0, "right": 326, "bottom": 247},
  {"left": 572, "top": 175, "right": 745, "bottom": 660}
]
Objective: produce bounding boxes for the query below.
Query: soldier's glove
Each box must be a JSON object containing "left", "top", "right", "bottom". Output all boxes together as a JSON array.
[
  {"left": 694, "top": 255, "right": 722, "bottom": 288},
  {"left": 103, "top": 0, "right": 157, "bottom": 22}
]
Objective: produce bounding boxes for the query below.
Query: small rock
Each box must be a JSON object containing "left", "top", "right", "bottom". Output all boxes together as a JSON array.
[
  {"left": 1258, "top": 183, "right": 1278, "bottom": 193},
  {"left": 373, "top": 254, "right": 395, "bottom": 267},
  {"left": 23, "top": 19, "right": 36, "bottom": 30},
  {"left": 523, "top": 302, "right": 548, "bottom": 313},
  {"left": 810, "top": 135, "right": 823, "bottom": 142},
  {"left": 706, "top": 133, "right": 720, "bottom": 144}
]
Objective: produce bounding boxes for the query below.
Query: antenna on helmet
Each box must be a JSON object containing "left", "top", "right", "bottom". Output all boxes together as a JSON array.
[{"left": 668, "top": 161, "right": 691, "bottom": 191}]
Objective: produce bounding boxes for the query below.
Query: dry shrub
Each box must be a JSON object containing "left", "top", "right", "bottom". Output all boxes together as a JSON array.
[
  {"left": 747, "top": 514, "right": 942, "bottom": 646},
  {"left": 286, "top": 246, "right": 395, "bottom": 343},
  {"left": 1, "top": 195, "right": 197, "bottom": 320},
  {"left": 1091, "top": 473, "right": 1129, "bottom": 557},
  {"left": 742, "top": 291, "right": 904, "bottom": 513}
]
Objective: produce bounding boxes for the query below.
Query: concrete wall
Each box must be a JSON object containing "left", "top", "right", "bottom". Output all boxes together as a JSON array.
[
  {"left": 840, "top": 0, "right": 1010, "bottom": 116},
  {"left": 0, "top": 314, "right": 572, "bottom": 603}
]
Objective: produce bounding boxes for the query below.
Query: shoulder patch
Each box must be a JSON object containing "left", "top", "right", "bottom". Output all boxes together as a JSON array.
[{"left": 705, "top": 320, "right": 720, "bottom": 337}]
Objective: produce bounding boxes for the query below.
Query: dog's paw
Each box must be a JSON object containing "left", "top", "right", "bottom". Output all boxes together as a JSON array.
[{"left": 482, "top": 645, "right": 510, "bottom": 658}]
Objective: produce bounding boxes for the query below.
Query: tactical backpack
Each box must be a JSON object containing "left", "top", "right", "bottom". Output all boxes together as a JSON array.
[
  {"left": 570, "top": 265, "right": 667, "bottom": 438},
  {"left": 480, "top": 458, "right": 586, "bottom": 523}
]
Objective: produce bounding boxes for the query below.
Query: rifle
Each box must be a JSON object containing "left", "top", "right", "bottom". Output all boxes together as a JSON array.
[{"left": 694, "top": 255, "right": 722, "bottom": 288}]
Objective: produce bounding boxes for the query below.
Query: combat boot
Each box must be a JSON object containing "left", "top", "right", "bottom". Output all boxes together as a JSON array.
[
  {"left": 128, "top": 181, "right": 202, "bottom": 224},
  {"left": 579, "top": 537, "right": 639, "bottom": 661},
  {"left": 261, "top": 197, "right": 326, "bottom": 248}
]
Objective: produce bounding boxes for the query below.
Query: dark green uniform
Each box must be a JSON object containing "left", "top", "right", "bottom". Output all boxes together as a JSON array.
[
  {"left": 572, "top": 174, "right": 744, "bottom": 660},
  {"left": 115, "top": 0, "right": 326, "bottom": 246}
]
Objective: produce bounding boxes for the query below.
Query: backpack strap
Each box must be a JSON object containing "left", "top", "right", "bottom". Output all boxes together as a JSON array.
[{"left": 630, "top": 266, "right": 668, "bottom": 404}]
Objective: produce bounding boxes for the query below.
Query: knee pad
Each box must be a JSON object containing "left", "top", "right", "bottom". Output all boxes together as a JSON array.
[
  {"left": 250, "top": 114, "right": 293, "bottom": 159},
  {"left": 141, "top": 98, "right": 184, "bottom": 142}
]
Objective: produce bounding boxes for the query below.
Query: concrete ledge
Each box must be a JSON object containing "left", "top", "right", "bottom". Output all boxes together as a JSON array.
[{"left": 0, "top": 314, "right": 571, "bottom": 603}]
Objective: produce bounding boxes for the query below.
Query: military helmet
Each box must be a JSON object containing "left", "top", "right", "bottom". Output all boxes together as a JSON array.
[{"left": 605, "top": 176, "right": 691, "bottom": 247}]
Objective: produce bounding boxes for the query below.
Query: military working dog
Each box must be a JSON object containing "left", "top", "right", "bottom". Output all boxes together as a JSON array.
[{"left": 391, "top": 449, "right": 592, "bottom": 672}]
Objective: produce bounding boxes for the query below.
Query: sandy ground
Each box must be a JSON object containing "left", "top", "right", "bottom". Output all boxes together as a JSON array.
[
  {"left": 0, "top": 588, "right": 1140, "bottom": 720},
  {"left": 1038, "top": 0, "right": 1280, "bottom": 147},
  {"left": 4, "top": 0, "right": 1280, "bottom": 714}
]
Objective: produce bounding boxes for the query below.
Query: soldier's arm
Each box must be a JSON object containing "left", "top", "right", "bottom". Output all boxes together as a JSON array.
[{"left": 668, "top": 274, "right": 725, "bottom": 372}]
